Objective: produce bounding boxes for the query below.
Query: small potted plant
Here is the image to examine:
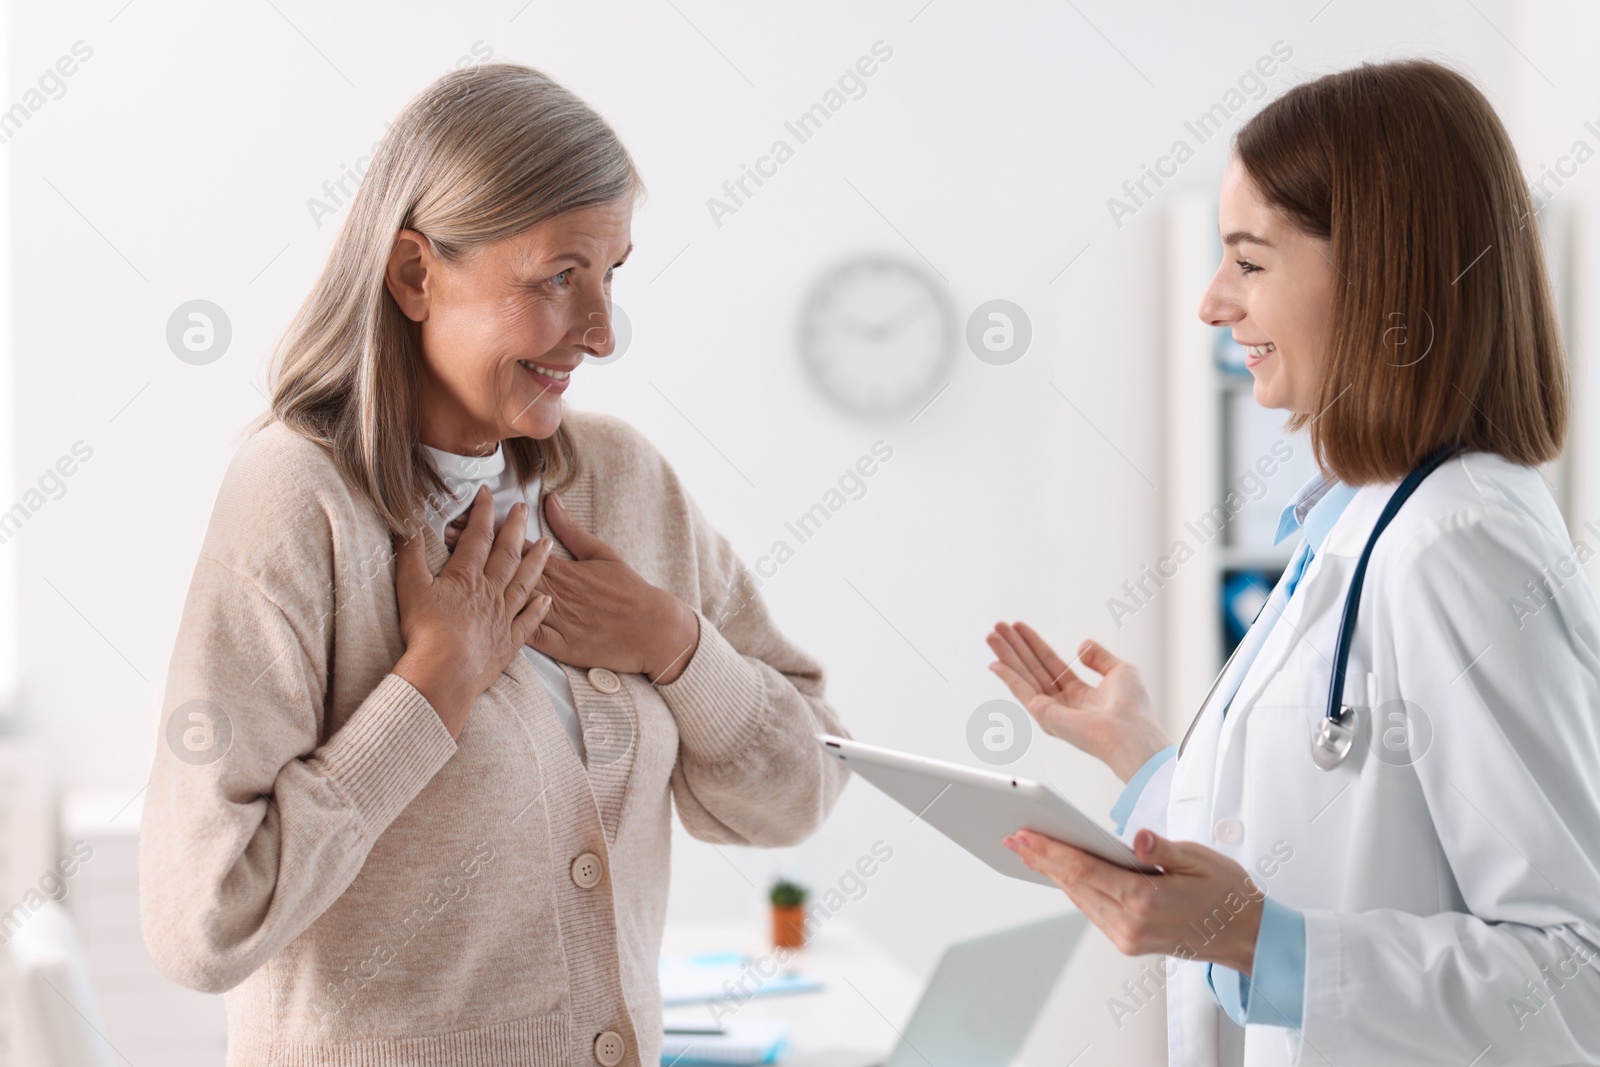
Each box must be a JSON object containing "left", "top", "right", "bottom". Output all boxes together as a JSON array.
[{"left": 769, "top": 878, "right": 808, "bottom": 949}]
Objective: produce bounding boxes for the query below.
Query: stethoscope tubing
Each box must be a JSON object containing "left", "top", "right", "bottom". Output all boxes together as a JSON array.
[{"left": 1175, "top": 444, "right": 1460, "bottom": 769}]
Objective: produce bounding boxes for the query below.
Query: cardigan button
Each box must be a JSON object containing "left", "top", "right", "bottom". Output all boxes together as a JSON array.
[
  {"left": 588, "top": 667, "right": 621, "bottom": 694},
  {"left": 571, "top": 852, "right": 603, "bottom": 889},
  {"left": 594, "top": 1030, "right": 625, "bottom": 1066},
  {"left": 1212, "top": 817, "right": 1244, "bottom": 845}
]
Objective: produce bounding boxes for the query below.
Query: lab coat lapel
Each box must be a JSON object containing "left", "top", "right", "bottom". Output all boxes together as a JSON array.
[
  {"left": 1314, "top": 477, "right": 1398, "bottom": 559},
  {"left": 1209, "top": 478, "right": 1398, "bottom": 778},
  {"left": 1169, "top": 554, "right": 1299, "bottom": 815},
  {"left": 1210, "top": 560, "right": 1317, "bottom": 777}
]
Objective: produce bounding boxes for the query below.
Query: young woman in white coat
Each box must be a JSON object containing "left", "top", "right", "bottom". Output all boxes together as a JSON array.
[{"left": 989, "top": 59, "right": 1600, "bottom": 1067}]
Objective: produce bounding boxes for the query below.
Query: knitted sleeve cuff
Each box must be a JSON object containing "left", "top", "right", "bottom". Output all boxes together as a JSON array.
[
  {"left": 655, "top": 608, "right": 766, "bottom": 761},
  {"left": 311, "top": 672, "right": 458, "bottom": 844}
]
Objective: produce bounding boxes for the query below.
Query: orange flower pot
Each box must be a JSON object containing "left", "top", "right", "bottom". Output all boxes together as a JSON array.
[{"left": 771, "top": 903, "right": 807, "bottom": 949}]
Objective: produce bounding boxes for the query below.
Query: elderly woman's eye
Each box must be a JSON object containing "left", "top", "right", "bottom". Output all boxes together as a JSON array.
[{"left": 549, "top": 269, "right": 572, "bottom": 286}]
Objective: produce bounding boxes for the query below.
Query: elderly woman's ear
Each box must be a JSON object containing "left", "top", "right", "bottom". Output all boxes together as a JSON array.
[{"left": 383, "top": 228, "right": 437, "bottom": 323}]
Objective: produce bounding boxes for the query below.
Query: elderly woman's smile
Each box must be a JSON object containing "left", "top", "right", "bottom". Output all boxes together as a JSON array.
[{"left": 519, "top": 360, "right": 572, "bottom": 387}]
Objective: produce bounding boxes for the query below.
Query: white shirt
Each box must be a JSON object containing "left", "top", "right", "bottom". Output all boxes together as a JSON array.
[{"left": 420, "top": 441, "right": 586, "bottom": 764}]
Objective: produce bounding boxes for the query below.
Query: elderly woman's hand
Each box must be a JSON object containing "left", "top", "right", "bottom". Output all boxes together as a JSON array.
[
  {"left": 1003, "top": 827, "right": 1264, "bottom": 973},
  {"left": 393, "top": 487, "right": 554, "bottom": 740},
  {"left": 447, "top": 491, "right": 700, "bottom": 684}
]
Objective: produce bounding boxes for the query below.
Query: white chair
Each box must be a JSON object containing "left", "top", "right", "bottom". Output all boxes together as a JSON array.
[{"left": 6, "top": 900, "right": 117, "bottom": 1067}]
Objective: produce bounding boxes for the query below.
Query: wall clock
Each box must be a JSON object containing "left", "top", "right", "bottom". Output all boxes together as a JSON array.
[{"left": 798, "top": 255, "right": 955, "bottom": 418}]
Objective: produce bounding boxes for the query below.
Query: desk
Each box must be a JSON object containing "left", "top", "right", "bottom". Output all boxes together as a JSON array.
[{"left": 660, "top": 919, "right": 924, "bottom": 1066}]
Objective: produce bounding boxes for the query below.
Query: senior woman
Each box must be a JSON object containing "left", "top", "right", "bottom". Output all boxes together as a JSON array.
[{"left": 139, "top": 63, "right": 850, "bottom": 1067}]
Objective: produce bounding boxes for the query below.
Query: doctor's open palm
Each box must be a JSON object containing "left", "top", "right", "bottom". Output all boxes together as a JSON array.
[{"left": 985, "top": 622, "right": 1172, "bottom": 783}]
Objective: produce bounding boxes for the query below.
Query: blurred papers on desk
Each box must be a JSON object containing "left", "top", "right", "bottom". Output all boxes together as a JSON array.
[
  {"left": 660, "top": 1011, "right": 790, "bottom": 1065},
  {"left": 659, "top": 950, "right": 823, "bottom": 1006}
]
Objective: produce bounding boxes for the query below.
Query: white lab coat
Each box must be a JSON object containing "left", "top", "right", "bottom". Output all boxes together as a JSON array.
[{"left": 1120, "top": 451, "right": 1600, "bottom": 1067}]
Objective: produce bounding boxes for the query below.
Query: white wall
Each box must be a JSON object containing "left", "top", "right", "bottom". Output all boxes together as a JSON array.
[{"left": 8, "top": 1, "right": 1598, "bottom": 1064}]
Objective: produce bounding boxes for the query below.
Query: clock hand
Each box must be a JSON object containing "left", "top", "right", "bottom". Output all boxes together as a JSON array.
[
  {"left": 828, "top": 310, "right": 884, "bottom": 338},
  {"left": 876, "top": 296, "right": 935, "bottom": 337},
  {"left": 830, "top": 298, "right": 932, "bottom": 343}
]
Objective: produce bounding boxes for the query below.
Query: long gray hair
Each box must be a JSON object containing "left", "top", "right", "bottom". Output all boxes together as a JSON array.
[{"left": 252, "top": 62, "right": 646, "bottom": 535}]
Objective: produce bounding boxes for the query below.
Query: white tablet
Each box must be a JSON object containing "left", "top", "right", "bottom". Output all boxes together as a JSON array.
[{"left": 818, "top": 735, "right": 1159, "bottom": 884}]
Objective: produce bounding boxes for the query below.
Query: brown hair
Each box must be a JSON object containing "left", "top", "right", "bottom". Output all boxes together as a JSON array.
[
  {"left": 251, "top": 63, "right": 645, "bottom": 534},
  {"left": 1235, "top": 58, "right": 1566, "bottom": 484}
]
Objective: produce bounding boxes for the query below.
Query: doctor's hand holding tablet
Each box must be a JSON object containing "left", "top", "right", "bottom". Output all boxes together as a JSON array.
[
  {"left": 968, "top": 58, "right": 1600, "bottom": 1067},
  {"left": 985, "top": 626, "right": 1272, "bottom": 976}
]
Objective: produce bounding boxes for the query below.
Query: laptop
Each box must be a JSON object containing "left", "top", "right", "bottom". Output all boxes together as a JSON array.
[{"left": 791, "top": 911, "right": 1087, "bottom": 1067}]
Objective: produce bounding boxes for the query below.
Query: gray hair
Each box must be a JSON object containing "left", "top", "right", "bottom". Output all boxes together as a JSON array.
[{"left": 253, "top": 62, "right": 646, "bottom": 535}]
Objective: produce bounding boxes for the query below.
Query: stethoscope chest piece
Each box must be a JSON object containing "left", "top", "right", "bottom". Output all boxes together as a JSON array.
[{"left": 1311, "top": 702, "right": 1359, "bottom": 770}]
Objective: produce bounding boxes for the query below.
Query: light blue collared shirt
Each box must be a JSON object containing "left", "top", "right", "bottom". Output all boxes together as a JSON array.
[{"left": 1110, "top": 471, "right": 1357, "bottom": 1031}]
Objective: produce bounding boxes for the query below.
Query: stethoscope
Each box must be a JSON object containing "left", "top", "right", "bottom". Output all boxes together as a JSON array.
[{"left": 1176, "top": 444, "right": 1460, "bottom": 771}]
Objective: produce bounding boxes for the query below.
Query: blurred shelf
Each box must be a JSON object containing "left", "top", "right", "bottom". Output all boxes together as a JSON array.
[{"left": 1217, "top": 545, "right": 1295, "bottom": 572}]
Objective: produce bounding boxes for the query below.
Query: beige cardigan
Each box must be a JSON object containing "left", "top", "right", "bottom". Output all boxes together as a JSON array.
[{"left": 139, "top": 408, "right": 851, "bottom": 1066}]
